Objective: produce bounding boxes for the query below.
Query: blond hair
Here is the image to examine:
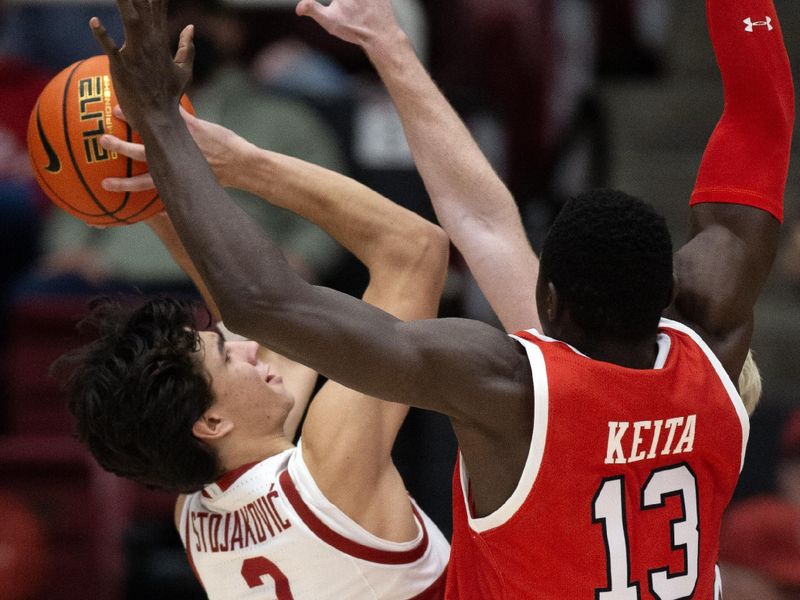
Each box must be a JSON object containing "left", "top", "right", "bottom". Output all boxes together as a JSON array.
[{"left": 738, "top": 349, "right": 762, "bottom": 416}]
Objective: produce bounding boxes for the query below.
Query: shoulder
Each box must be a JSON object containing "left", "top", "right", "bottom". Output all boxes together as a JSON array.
[{"left": 174, "top": 494, "right": 188, "bottom": 532}]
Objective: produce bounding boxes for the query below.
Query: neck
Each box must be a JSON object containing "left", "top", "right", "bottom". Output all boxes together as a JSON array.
[
  {"left": 560, "top": 331, "right": 660, "bottom": 370},
  {"left": 218, "top": 433, "right": 294, "bottom": 473}
]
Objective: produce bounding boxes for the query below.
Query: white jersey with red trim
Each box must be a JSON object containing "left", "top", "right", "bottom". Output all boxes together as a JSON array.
[{"left": 179, "top": 441, "right": 449, "bottom": 599}]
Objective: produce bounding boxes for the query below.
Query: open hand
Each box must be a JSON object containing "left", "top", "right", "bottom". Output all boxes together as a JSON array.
[
  {"left": 295, "top": 0, "right": 403, "bottom": 49},
  {"left": 100, "top": 105, "right": 248, "bottom": 192},
  {"left": 90, "top": 0, "right": 195, "bottom": 133}
]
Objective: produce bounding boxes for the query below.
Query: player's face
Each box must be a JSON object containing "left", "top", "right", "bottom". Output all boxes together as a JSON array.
[{"left": 198, "top": 331, "right": 294, "bottom": 434}]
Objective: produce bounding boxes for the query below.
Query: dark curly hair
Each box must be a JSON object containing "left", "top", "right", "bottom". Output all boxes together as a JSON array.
[
  {"left": 54, "top": 297, "right": 222, "bottom": 493},
  {"left": 540, "top": 189, "right": 673, "bottom": 340}
]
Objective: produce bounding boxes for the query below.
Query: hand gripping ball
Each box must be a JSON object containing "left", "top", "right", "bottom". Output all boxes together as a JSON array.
[{"left": 27, "top": 54, "right": 193, "bottom": 226}]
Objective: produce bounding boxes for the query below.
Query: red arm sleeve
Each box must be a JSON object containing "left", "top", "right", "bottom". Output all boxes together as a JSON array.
[{"left": 690, "top": 0, "right": 795, "bottom": 222}]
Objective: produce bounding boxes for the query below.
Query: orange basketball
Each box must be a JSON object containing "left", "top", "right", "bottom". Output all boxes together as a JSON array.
[{"left": 27, "top": 54, "right": 194, "bottom": 226}]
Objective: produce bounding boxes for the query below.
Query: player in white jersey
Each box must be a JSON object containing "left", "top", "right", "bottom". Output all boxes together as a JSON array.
[
  {"left": 180, "top": 443, "right": 445, "bottom": 598},
  {"left": 60, "top": 109, "right": 449, "bottom": 598}
]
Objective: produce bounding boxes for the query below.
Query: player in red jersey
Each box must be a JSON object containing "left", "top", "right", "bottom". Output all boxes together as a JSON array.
[
  {"left": 296, "top": 0, "right": 787, "bottom": 597},
  {"left": 89, "top": 0, "right": 792, "bottom": 597}
]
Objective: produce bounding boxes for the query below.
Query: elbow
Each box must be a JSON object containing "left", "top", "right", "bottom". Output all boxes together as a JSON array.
[
  {"left": 400, "top": 221, "right": 451, "bottom": 281},
  {"left": 422, "top": 222, "right": 451, "bottom": 278},
  {"left": 371, "top": 218, "right": 450, "bottom": 281}
]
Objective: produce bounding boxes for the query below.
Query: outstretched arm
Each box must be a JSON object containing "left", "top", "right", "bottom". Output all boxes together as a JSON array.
[
  {"left": 669, "top": 0, "right": 794, "bottom": 379},
  {"left": 297, "top": 0, "right": 540, "bottom": 333},
  {"left": 128, "top": 112, "right": 451, "bottom": 439},
  {"left": 93, "top": 0, "right": 536, "bottom": 519},
  {"left": 90, "top": 0, "right": 530, "bottom": 426},
  {"left": 295, "top": 183, "right": 447, "bottom": 539},
  {"left": 117, "top": 108, "right": 449, "bottom": 486}
]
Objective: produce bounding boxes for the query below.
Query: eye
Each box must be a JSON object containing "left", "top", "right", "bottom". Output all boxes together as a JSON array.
[{"left": 225, "top": 350, "right": 231, "bottom": 364}]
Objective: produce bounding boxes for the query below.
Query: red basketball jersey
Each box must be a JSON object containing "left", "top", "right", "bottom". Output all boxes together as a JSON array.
[{"left": 447, "top": 319, "right": 748, "bottom": 600}]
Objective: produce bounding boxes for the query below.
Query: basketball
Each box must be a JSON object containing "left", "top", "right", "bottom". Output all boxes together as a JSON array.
[{"left": 27, "top": 55, "right": 194, "bottom": 227}]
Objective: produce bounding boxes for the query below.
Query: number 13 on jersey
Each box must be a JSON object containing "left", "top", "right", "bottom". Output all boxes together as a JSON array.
[{"left": 592, "top": 463, "right": 699, "bottom": 600}]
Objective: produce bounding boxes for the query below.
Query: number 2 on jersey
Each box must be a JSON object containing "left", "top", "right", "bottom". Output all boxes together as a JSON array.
[
  {"left": 592, "top": 463, "right": 699, "bottom": 600},
  {"left": 241, "top": 556, "right": 294, "bottom": 599}
]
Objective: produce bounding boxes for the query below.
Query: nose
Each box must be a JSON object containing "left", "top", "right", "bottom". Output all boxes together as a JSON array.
[
  {"left": 243, "top": 341, "right": 259, "bottom": 365},
  {"left": 229, "top": 341, "right": 259, "bottom": 365}
]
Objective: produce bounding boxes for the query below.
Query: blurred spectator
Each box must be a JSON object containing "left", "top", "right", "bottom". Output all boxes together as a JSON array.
[
  {"left": 426, "top": 0, "right": 556, "bottom": 203},
  {"left": 778, "top": 409, "right": 800, "bottom": 506},
  {"left": 0, "top": 0, "right": 51, "bottom": 428},
  {"left": 251, "top": 0, "right": 441, "bottom": 295},
  {"left": 0, "top": 0, "right": 49, "bottom": 263},
  {"left": 0, "top": 492, "right": 46, "bottom": 600},
  {"left": 253, "top": 37, "right": 353, "bottom": 101},
  {"left": 718, "top": 409, "right": 800, "bottom": 599},
  {"left": 0, "top": 1, "right": 124, "bottom": 71},
  {"left": 14, "top": 213, "right": 196, "bottom": 297},
  {"left": 719, "top": 496, "right": 800, "bottom": 599}
]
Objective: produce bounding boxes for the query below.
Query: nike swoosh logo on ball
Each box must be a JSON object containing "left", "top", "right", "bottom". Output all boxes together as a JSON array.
[{"left": 36, "top": 107, "right": 61, "bottom": 174}]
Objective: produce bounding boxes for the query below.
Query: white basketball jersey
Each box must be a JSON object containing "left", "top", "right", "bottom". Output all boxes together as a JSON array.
[{"left": 179, "top": 441, "right": 449, "bottom": 599}]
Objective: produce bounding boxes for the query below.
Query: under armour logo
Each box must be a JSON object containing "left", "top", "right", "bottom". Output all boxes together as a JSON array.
[{"left": 743, "top": 16, "right": 773, "bottom": 32}]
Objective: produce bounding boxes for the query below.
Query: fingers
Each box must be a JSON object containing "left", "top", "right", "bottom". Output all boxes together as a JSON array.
[
  {"left": 174, "top": 24, "right": 195, "bottom": 71},
  {"left": 117, "top": 0, "right": 140, "bottom": 22},
  {"left": 149, "top": 0, "right": 171, "bottom": 34},
  {"left": 102, "top": 173, "right": 156, "bottom": 193},
  {"left": 112, "top": 105, "right": 127, "bottom": 122},
  {"left": 100, "top": 134, "right": 147, "bottom": 162},
  {"left": 90, "top": 17, "right": 120, "bottom": 59},
  {"left": 296, "top": 0, "right": 328, "bottom": 22},
  {"left": 178, "top": 104, "right": 197, "bottom": 124},
  {"left": 151, "top": 0, "right": 168, "bottom": 22},
  {"left": 120, "top": 0, "right": 169, "bottom": 41},
  {"left": 117, "top": 0, "right": 143, "bottom": 41}
]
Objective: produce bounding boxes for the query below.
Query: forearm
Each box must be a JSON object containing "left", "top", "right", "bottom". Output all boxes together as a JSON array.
[
  {"left": 92, "top": 0, "right": 523, "bottom": 423},
  {"left": 687, "top": 0, "right": 792, "bottom": 314},
  {"left": 363, "top": 34, "right": 540, "bottom": 332},
  {"left": 672, "top": 0, "right": 792, "bottom": 375},
  {"left": 136, "top": 113, "right": 305, "bottom": 332},
  {"left": 228, "top": 145, "right": 438, "bottom": 275},
  {"left": 364, "top": 33, "right": 519, "bottom": 240},
  {"left": 132, "top": 116, "right": 422, "bottom": 407},
  {"left": 146, "top": 213, "right": 221, "bottom": 321},
  {"left": 691, "top": 0, "right": 794, "bottom": 222}
]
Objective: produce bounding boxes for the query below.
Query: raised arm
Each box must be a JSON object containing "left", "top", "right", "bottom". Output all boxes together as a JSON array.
[
  {"left": 139, "top": 126, "right": 449, "bottom": 533},
  {"left": 290, "top": 171, "right": 448, "bottom": 538},
  {"left": 669, "top": 0, "right": 794, "bottom": 379},
  {"left": 89, "top": 0, "right": 530, "bottom": 427},
  {"left": 297, "top": 0, "right": 540, "bottom": 333}
]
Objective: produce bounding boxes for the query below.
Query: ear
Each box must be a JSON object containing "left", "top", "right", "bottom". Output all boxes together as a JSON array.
[{"left": 192, "top": 411, "right": 234, "bottom": 442}]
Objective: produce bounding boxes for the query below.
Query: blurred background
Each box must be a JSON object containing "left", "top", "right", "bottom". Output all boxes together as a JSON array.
[{"left": 1, "top": 0, "right": 799, "bottom": 598}]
